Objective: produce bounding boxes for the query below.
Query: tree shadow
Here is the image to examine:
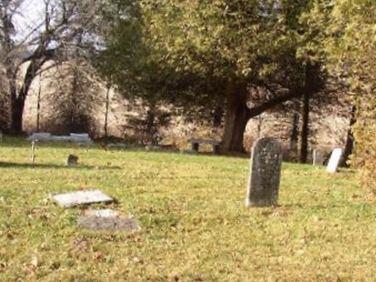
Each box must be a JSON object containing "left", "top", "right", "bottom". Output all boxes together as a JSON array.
[{"left": 0, "top": 162, "right": 121, "bottom": 170}]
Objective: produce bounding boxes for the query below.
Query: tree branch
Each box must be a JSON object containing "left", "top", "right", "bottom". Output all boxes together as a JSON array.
[{"left": 248, "top": 88, "right": 303, "bottom": 118}]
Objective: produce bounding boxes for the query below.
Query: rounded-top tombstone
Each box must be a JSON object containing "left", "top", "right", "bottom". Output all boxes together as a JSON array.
[{"left": 246, "top": 137, "right": 283, "bottom": 207}]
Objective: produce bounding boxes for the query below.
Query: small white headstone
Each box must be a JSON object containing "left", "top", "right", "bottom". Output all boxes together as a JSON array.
[
  {"left": 326, "top": 148, "right": 343, "bottom": 173},
  {"left": 52, "top": 190, "right": 114, "bottom": 208}
]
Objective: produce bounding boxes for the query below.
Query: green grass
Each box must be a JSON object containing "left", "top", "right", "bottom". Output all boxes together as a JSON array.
[{"left": 0, "top": 137, "right": 375, "bottom": 281}]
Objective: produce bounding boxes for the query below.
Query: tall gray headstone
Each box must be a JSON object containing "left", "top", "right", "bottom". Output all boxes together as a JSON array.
[{"left": 246, "top": 138, "right": 283, "bottom": 207}]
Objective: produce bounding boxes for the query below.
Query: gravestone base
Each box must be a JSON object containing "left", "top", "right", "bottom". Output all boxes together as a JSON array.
[{"left": 246, "top": 198, "right": 278, "bottom": 208}]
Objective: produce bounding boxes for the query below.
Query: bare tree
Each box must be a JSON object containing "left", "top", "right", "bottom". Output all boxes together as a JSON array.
[
  {"left": 0, "top": 0, "right": 106, "bottom": 133},
  {"left": 41, "top": 58, "right": 103, "bottom": 135}
]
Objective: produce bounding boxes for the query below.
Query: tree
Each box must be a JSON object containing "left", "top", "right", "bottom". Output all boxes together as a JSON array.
[
  {"left": 104, "top": 0, "right": 323, "bottom": 152},
  {"left": 43, "top": 59, "right": 102, "bottom": 135},
  {"left": 302, "top": 0, "right": 375, "bottom": 189},
  {"left": 0, "top": 0, "right": 105, "bottom": 133}
]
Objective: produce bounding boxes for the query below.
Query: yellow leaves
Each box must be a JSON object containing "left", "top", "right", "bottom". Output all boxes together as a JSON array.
[
  {"left": 305, "top": 1, "right": 376, "bottom": 195},
  {"left": 259, "top": 63, "right": 278, "bottom": 79}
]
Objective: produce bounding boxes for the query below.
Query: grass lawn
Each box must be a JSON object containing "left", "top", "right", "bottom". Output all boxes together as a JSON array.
[{"left": 0, "top": 137, "right": 375, "bottom": 281}]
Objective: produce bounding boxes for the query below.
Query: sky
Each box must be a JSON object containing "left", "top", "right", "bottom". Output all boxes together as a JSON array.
[{"left": 14, "top": 0, "right": 46, "bottom": 42}]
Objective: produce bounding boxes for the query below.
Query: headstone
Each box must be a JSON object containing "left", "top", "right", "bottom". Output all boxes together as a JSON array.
[
  {"left": 326, "top": 148, "right": 343, "bottom": 173},
  {"left": 52, "top": 190, "right": 114, "bottom": 208},
  {"left": 70, "top": 133, "right": 93, "bottom": 144},
  {"left": 27, "top": 133, "right": 93, "bottom": 144},
  {"left": 246, "top": 138, "right": 283, "bottom": 207},
  {"left": 50, "top": 135, "right": 71, "bottom": 142},
  {"left": 312, "top": 149, "right": 324, "bottom": 166},
  {"left": 66, "top": 154, "right": 79, "bottom": 166},
  {"left": 78, "top": 209, "right": 140, "bottom": 232},
  {"left": 28, "top": 132, "right": 52, "bottom": 141}
]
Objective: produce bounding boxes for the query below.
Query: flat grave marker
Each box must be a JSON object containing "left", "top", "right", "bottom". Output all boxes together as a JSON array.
[
  {"left": 78, "top": 209, "right": 140, "bottom": 232},
  {"left": 52, "top": 190, "right": 114, "bottom": 208}
]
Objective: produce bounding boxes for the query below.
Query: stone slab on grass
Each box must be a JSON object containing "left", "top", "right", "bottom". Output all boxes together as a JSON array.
[
  {"left": 78, "top": 210, "right": 140, "bottom": 232},
  {"left": 52, "top": 190, "right": 114, "bottom": 208}
]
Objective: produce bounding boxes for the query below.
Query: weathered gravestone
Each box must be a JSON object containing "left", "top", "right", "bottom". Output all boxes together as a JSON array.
[
  {"left": 246, "top": 138, "right": 283, "bottom": 207},
  {"left": 326, "top": 148, "right": 343, "bottom": 173},
  {"left": 312, "top": 149, "right": 324, "bottom": 166},
  {"left": 52, "top": 190, "right": 114, "bottom": 208},
  {"left": 66, "top": 154, "right": 79, "bottom": 166},
  {"left": 27, "top": 132, "right": 52, "bottom": 141},
  {"left": 70, "top": 133, "right": 93, "bottom": 144},
  {"left": 78, "top": 209, "right": 140, "bottom": 232}
]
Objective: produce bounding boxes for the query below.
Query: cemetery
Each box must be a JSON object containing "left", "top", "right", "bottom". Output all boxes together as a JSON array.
[
  {"left": 0, "top": 136, "right": 375, "bottom": 280},
  {"left": 0, "top": 0, "right": 375, "bottom": 280}
]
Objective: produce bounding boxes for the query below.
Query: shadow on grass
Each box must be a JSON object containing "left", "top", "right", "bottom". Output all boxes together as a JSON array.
[
  {"left": 0, "top": 161, "right": 121, "bottom": 170},
  {"left": 121, "top": 147, "right": 251, "bottom": 160}
]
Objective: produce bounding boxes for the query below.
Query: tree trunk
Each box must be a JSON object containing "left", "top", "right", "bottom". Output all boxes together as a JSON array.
[
  {"left": 222, "top": 83, "right": 250, "bottom": 153},
  {"left": 10, "top": 97, "right": 25, "bottom": 134},
  {"left": 36, "top": 74, "right": 42, "bottom": 132},
  {"left": 9, "top": 59, "right": 46, "bottom": 134},
  {"left": 104, "top": 84, "right": 111, "bottom": 137},
  {"left": 257, "top": 115, "right": 263, "bottom": 139},
  {"left": 300, "top": 91, "right": 310, "bottom": 163},
  {"left": 221, "top": 84, "right": 306, "bottom": 153},
  {"left": 8, "top": 77, "right": 19, "bottom": 133},
  {"left": 212, "top": 106, "right": 223, "bottom": 128},
  {"left": 340, "top": 106, "right": 356, "bottom": 167},
  {"left": 145, "top": 102, "right": 158, "bottom": 145},
  {"left": 299, "top": 63, "right": 322, "bottom": 163},
  {"left": 290, "top": 113, "right": 299, "bottom": 153},
  {"left": 69, "top": 68, "right": 79, "bottom": 133}
]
